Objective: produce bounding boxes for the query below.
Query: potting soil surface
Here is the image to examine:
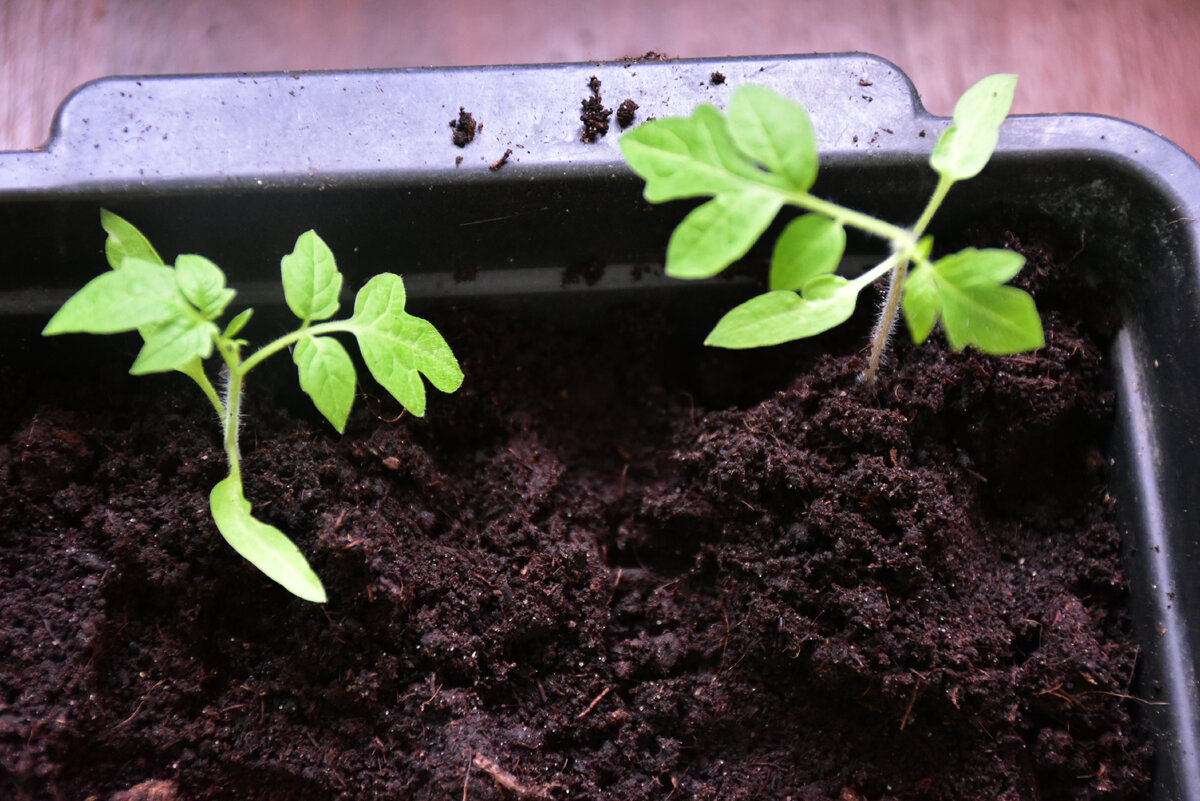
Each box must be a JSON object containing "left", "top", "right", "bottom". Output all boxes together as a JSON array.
[{"left": 1, "top": 226, "right": 1151, "bottom": 799}]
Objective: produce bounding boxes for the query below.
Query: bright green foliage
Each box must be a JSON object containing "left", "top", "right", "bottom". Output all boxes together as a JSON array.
[
  {"left": 620, "top": 74, "right": 1044, "bottom": 380},
  {"left": 44, "top": 212, "right": 465, "bottom": 602}
]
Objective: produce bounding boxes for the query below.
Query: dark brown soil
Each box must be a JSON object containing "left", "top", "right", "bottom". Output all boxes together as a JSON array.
[
  {"left": 450, "top": 108, "right": 478, "bottom": 148},
  {"left": 616, "top": 100, "right": 640, "bottom": 129},
  {"left": 1, "top": 228, "right": 1150, "bottom": 800},
  {"left": 579, "top": 77, "right": 612, "bottom": 143}
]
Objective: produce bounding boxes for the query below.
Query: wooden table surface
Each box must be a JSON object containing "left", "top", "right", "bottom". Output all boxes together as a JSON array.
[{"left": 3, "top": 0, "right": 1199, "bottom": 159}]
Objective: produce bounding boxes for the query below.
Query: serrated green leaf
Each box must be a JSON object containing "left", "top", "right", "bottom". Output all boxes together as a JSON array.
[
  {"left": 933, "top": 248, "right": 1026, "bottom": 289},
  {"left": 902, "top": 263, "right": 941, "bottom": 345},
  {"left": 769, "top": 214, "right": 845, "bottom": 291},
  {"left": 619, "top": 104, "right": 769, "bottom": 203},
  {"left": 210, "top": 475, "right": 327, "bottom": 603},
  {"left": 347, "top": 274, "right": 464, "bottom": 417},
  {"left": 728, "top": 85, "right": 818, "bottom": 191},
  {"left": 705, "top": 279, "right": 859, "bottom": 348},
  {"left": 294, "top": 335, "right": 356, "bottom": 433},
  {"left": 130, "top": 314, "right": 218, "bottom": 375},
  {"left": 938, "top": 284, "right": 1044, "bottom": 354},
  {"left": 666, "top": 191, "right": 782, "bottom": 279},
  {"left": 281, "top": 230, "right": 342, "bottom": 322},
  {"left": 101, "top": 209, "right": 164, "bottom": 269},
  {"left": 930, "top": 74, "right": 1017, "bottom": 181},
  {"left": 43, "top": 259, "right": 183, "bottom": 335},
  {"left": 176, "top": 254, "right": 235, "bottom": 320}
]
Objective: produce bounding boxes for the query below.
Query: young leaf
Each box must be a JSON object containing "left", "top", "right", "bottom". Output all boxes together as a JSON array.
[
  {"left": 908, "top": 248, "right": 1044, "bottom": 353},
  {"left": 101, "top": 209, "right": 164, "bottom": 269},
  {"left": 705, "top": 276, "right": 859, "bottom": 348},
  {"left": 210, "top": 475, "right": 327, "bottom": 603},
  {"left": 939, "top": 284, "right": 1044, "bottom": 353},
  {"left": 930, "top": 74, "right": 1017, "bottom": 182},
  {"left": 769, "top": 214, "right": 846, "bottom": 291},
  {"left": 901, "top": 263, "right": 941, "bottom": 345},
  {"left": 43, "top": 259, "right": 184, "bottom": 335},
  {"left": 666, "top": 191, "right": 783, "bottom": 279},
  {"left": 294, "top": 335, "right": 356, "bottom": 433},
  {"left": 618, "top": 104, "right": 769, "bottom": 202},
  {"left": 281, "top": 230, "right": 343, "bottom": 322},
  {"left": 176, "top": 254, "right": 236, "bottom": 320},
  {"left": 347, "top": 274, "right": 464, "bottom": 417},
  {"left": 223, "top": 308, "right": 254, "bottom": 339},
  {"left": 130, "top": 314, "right": 219, "bottom": 375},
  {"left": 728, "top": 85, "right": 818, "bottom": 191}
]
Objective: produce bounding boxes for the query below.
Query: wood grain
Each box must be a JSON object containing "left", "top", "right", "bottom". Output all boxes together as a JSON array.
[{"left": 3, "top": 0, "right": 1199, "bottom": 158}]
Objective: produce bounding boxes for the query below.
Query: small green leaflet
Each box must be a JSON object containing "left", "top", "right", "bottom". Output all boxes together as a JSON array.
[
  {"left": 705, "top": 277, "right": 859, "bottom": 348},
  {"left": 902, "top": 248, "right": 1044, "bottom": 353},
  {"left": 176, "top": 254, "right": 235, "bottom": 320},
  {"left": 282, "top": 230, "right": 343, "bottom": 322},
  {"left": 101, "top": 208, "right": 164, "bottom": 269},
  {"left": 727, "top": 85, "right": 818, "bottom": 192},
  {"left": 294, "top": 335, "right": 356, "bottom": 433},
  {"left": 930, "top": 74, "right": 1017, "bottom": 182},
  {"left": 210, "top": 475, "right": 327, "bottom": 603},
  {"left": 769, "top": 214, "right": 846, "bottom": 291},
  {"left": 347, "top": 274, "right": 465, "bottom": 417}
]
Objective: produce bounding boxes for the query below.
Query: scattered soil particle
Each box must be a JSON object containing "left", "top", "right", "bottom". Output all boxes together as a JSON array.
[
  {"left": 449, "top": 107, "right": 477, "bottom": 147},
  {"left": 859, "top": 78, "right": 873, "bottom": 87},
  {"left": 489, "top": 148, "right": 513, "bottom": 171},
  {"left": 455, "top": 155, "right": 463, "bottom": 167},
  {"left": 0, "top": 223, "right": 1151, "bottom": 800},
  {"left": 616, "top": 99, "right": 639, "bottom": 129},
  {"left": 579, "top": 76, "right": 612, "bottom": 143},
  {"left": 562, "top": 260, "right": 606, "bottom": 287},
  {"left": 710, "top": 71, "right": 726, "bottom": 85}
]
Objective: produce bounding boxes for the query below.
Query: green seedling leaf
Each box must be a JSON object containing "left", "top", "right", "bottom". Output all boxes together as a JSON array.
[
  {"left": 728, "top": 85, "right": 818, "bottom": 191},
  {"left": 101, "top": 209, "right": 164, "bottom": 269},
  {"left": 131, "top": 314, "right": 219, "bottom": 375},
  {"left": 619, "top": 104, "right": 769, "bottom": 202},
  {"left": 930, "top": 74, "right": 1017, "bottom": 181},
  {"left": 282, "top": 230, "right": 343, "bottom": 322},
  {"left": 902, "top": 263, "right": 941, "bottom": 345},
  {"left": 43, "top": 259, "right": 184, "bottom": 335},
  {"left": 223, "top": 308, "right": 254, "bottom": 339},
  {"left": 705, "top": 275, "right": 859, "bottom": 348},
  {"left": 904, "top": 248, "right": 1044, "bottom": 353},
  {"left": 348, "top": 273, "right": 464, "bottom": 417},
  {"left": 210, "top": 475, "right": 327, "bottom": 603},
  {"left": 769, "top": 214, "right": 846, "bottom": 291},
  {"left": 666, "top": 191, "right": 783, "bottom": 279},
  {"left": 294, "top": 335, "right": 356, "bottom": 433},
  {"left": 176, "top": 254, "right": 236, "bottom": 320}
]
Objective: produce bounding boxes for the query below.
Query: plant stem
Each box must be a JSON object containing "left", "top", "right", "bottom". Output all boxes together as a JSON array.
[
  {"left": 181, "top": 359, "right": 226, "bottom": 419},
  {"left": 217, "top": 340, "right": 246, "bottom": 486},
  {"left": 238, "top": 319, "right": 346, "bottom": 376},
  {"left": 859, "top": 174, "right": 957, "bottom": 386}
]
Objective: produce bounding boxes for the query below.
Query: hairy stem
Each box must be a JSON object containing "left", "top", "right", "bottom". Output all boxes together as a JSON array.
[{"left": 860, "top": 174, "right": 957, "bottom": 385}]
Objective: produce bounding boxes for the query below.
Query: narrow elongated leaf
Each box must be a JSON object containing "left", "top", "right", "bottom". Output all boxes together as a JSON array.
[
  {"left": 43, "top": 260, "right": 183, "bottom": 335},
  {"left": 769, "top": 214, "right": 845, "bottom": 290},
  {"left": 930, "top": 74, "right": 1017, "bottom": 181},
  {"left": 666, "top": 191, "right": 782, "bottom": 279},
  {"left": 728, "top": 85, "right": 818, "bottom": 191},
  {"left": 294, "top": 335, "right": 356, "bottom": 433},
  {"left": 901, "top": 263, "right": 942, "bottom": 345},
  {"left": 223, "top": 308, "right": 254, "bottom": 339},
  {"left": 347, "top": 274, "right": 464, "bottom": 417},
  {"left": 619, "top": 104, "right": 768, "bottom": 202},
  {"left": 101, "top": 209, "right": 164, "bottom": 269},
  {"left": 176, "top": 254, "right": 235, "bottom": 320},
  {"left": 705, "top": 279, "right": 859, "bottom": 348},
  {"left": 210, "top": 475, "right": 327, "bottom": 603},
  {"left": 939, "top": 284, "right": 1044, "bottom": 353},
  {"left": 130, "top": 314, "right": 218, "bottom": 375},
  {"left": 281, "top": 230, "right": 342, "bottom": 322}
]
